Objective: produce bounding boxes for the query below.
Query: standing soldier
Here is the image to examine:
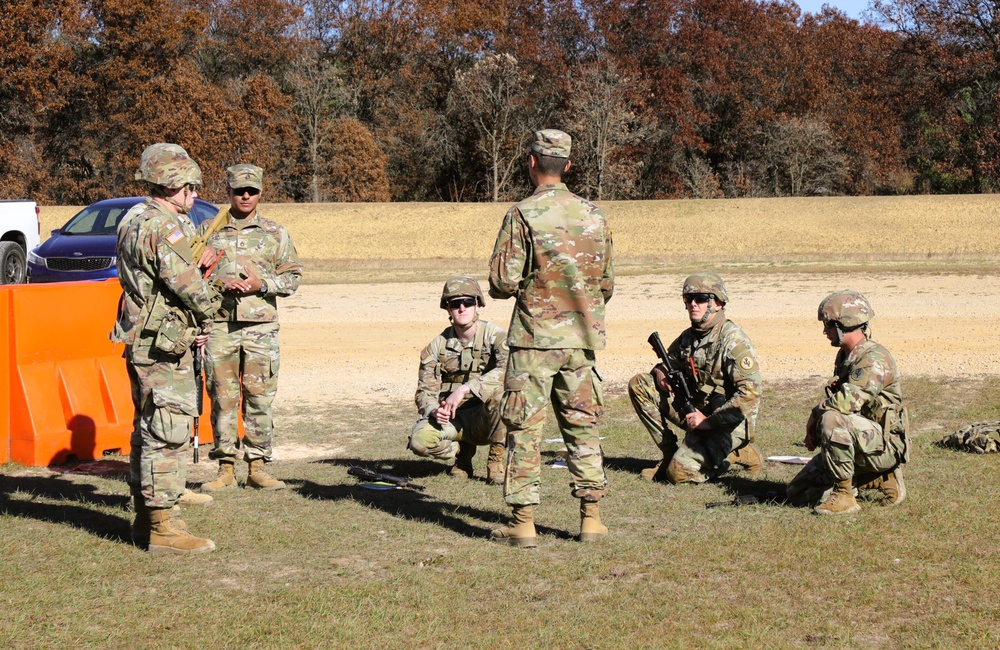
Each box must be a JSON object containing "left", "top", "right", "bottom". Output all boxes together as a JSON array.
[
  {"left": 786, "top": 290, "right": 908, "bottom": 514},
  {"left": 199, "top": 164, "right": 302, "bottom": 492},
  {"left": 407, "top": 276, "right": 508, "bottom": 483},
  {"left": 111, "top": 143, "right": 227, "bottom": 555},
  {"left": 628, "top": 273, "right": 763, "bottom": 484},
  {"left": 488, "top": 129, "right": 615, "bottom": 547}
]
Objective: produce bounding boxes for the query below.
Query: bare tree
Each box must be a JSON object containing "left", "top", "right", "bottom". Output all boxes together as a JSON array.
[
  {"left": 448, "top": 53, "right": 531, "bottom": 202},
  {"left": 288, "top": 47, "right": 349, "bottom": 202},
  {"left": 566, "top": 57, "right": 656, "bottom": 200},
  {"left": 758, "top": 116, "right": 847, "bottom": 196}
]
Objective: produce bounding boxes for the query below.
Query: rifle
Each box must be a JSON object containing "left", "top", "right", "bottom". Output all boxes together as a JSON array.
[
  {"left": 348, "top": 467, "right": 425, "bottom": 491},
  {"left": 647, "top": 332, "right": 696, "bottom": 416},
  {"left": 190, "top": 206, "right": 229, "bottom": 260},
  {"left": 705, "top": 490, "right": 786, "bottom": 509},
  {"left": 193, "top": 343, "right": 204, "bottom": 463}
]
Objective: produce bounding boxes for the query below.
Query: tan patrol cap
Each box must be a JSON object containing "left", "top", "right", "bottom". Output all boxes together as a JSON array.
[
  {"left": 530, "top": 129, "right": 571, "bottom": 158},
  {"left": 226, "top": 164, "right": 264, "bottom": 191}
]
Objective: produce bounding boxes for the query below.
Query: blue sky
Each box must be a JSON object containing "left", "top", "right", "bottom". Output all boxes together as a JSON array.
[{"left": 795, "top": 0, "right": 871, "bottom": 21}]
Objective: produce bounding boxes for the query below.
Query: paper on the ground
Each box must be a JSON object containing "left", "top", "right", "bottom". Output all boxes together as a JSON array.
[
  {"left": 544, "top": 437, "right": 606, "bottom": 444},
  {"left": 549, "top": 461, "right": 568, "bottom": 469},
  {"left": 767, "top": 455, "right": 813, "bottom": 465}
]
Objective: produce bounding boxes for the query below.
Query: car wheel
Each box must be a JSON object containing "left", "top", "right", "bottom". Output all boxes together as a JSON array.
[{"left": 0, "top": 242, "right": 27, "bottom": 285}]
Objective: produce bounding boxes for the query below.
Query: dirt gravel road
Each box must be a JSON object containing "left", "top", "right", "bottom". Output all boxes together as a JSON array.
[{"left": 276, "top": 272, "right": 1000, "bottom": 409}]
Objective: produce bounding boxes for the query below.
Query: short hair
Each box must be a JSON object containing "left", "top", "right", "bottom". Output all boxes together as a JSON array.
[{"left": 531, "top": 152, "right": 569, "bottom": 177}]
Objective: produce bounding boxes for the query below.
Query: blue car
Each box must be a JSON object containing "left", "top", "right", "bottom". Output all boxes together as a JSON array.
[{"left": 27, "top": 197, "right": 218, "bottom": 283}]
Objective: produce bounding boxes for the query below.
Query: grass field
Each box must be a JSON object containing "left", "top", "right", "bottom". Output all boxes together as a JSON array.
[
  {"left": 1, "top": 378, "right": 999, "bottom": 648},
  {"left": 14, "top": 196, "right": 1000, "bottom": 647}
]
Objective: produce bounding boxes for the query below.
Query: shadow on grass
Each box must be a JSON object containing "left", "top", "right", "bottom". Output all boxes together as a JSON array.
[
  {"left": 297, "top": 457, "right": 575, "bottom": 541},
  {"left": 709, "top": 474, "right": 799, "bottom": 508},
  {"left": 604, "top": 454, "right": 657, "bottom": 476},
  {"left": 0, "top": 475, "right": 130, "bottom": 543}
]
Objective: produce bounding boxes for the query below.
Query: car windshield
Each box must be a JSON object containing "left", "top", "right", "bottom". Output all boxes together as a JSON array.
[{"left": 62, "top": 204, "right": 133, "bottom": 236}]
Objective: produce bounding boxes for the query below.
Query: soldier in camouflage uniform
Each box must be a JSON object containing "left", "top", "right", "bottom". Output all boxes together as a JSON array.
[
  {"left": 628, "top": 273, "right": 763, "bottom": 484},
  {"left": 111, "top": 143, "right": 228, "bottom": 555},
  {"left": 787, "top": 290, "right": 909, "bottom": 515},
  {"left": 199, "top": 164, "right": 302, "bottom": 493},
  {"left": 408, "top": 276, "right": 508, "bottom": 484},
  {"left": 488, "top": 129, "right": 615, "bottom": 547}
]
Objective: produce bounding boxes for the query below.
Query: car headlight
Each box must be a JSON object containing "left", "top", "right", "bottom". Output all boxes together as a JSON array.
[{"left": 27, "top": 250, "right": 45, "bottom": 267}]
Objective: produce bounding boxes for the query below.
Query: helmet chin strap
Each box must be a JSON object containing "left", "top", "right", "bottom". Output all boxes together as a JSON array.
[
  {"left": 696, "top": 300, "right": 722, "bottom": 325},
  {"left": 163, "top": 186, "right": 193, "bottom": 214}
]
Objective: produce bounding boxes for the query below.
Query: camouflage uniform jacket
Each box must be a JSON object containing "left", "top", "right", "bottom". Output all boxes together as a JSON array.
[
  {"left": 488, "top": 182, "right": 614, "bottom": 350},
  {"left": 111, "top": 199, "right": 224, "bottom": 412},
  {"left": 665, "top": 316, "right": 762, "bottom": 432},
  {"left": 200, "top": 208, "right": 302, "bottom": 322},
  {"left": 415, "top": 320, "right": 508, "bottom": 419},
  {"left": 815, "top": 339, "right": 901, "bottom": 423}
]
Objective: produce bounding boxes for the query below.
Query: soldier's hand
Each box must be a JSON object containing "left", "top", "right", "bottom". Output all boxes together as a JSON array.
[
  {"left": 194, "top": 333, "right": 209, "bottom": 349},
  {"left": 222, "top": 277, "right": 251, "bottom": 293},
  {"left": 197, "top": 246, "right": 218, "bottom": 269},
  {"left": 440, "top": 386, "right": 470, "bottom": 417},
  {"left": 432, "top": 402, "right": 453, "bottom": 425},
  {"left": 652, "top": 365, "right": 672, "bottom": 393},
  {"left": 685, "top": 409, "right": 708, "bottom": 431},
  {"left": 242, "top": 267, "right": 263, "bottom": 292}
]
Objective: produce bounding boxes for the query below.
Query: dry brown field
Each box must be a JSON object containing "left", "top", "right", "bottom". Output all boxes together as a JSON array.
[{"left": 43, "top": 196, "right": 1000, "bottom": 422}]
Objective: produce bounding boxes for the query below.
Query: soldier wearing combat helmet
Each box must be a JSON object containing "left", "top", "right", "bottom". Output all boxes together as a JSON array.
[
  {"left": 408, "top": 276, "right": 508, "bottom": 484},
  {"left": 628, "top": 272, "right": 763, "bottom": 484},
  {"left": 111, "top": 143, "right": 228, "bottom": 555},
  {"left": 786, "top": 290, "right": 909, "bottom": 514}
]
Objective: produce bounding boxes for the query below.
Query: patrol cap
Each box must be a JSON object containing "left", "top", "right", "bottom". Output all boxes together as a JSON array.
[
  {"left": 530, "top": 129, "right": 571, "bottom": 158},
  {"left": 226, "top": 164, "right": 264, "bottom": 191}
]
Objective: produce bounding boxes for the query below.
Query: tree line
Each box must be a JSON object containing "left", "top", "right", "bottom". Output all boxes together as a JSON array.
[{"left": 2, "top": 0, "right": 998, "bottom": 205}]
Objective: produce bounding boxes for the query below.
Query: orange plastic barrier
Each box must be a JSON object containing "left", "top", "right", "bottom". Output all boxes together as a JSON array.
[{"left": 3, "top": 279, "right": 226, "bottom": 466}]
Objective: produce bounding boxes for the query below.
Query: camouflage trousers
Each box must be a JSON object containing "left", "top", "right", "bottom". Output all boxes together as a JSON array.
[
  {"left": 409, "top": 391, "right": 504, "bottom": 461},
  {"left": 787, "top": 410, "right": 905, "bottom": 505},
  {"left": 628, "top": 372, "right": 749, "bottom": 483},
  {"left": 126, "top": 356, "right": 194, "bottom": 509},
  {"left": 501, "top": 347, "right": 607, "bottom": 506},
  {"left": 205, "top": 321, "right": 280, "bottom": 463}
]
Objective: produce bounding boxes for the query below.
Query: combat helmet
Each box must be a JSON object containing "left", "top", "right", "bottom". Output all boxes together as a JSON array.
[
  {"left": 818, "top": 290, "right": 873, "bottom": 329},
  {"left": 135, "top": 143, "right": 202, "bottom": 189},
  {"left": 440, "top": 275, "right": 485, "bottom": 309},
  {"left": 682, "top": 272, "right": 728, "bottom": 305}
]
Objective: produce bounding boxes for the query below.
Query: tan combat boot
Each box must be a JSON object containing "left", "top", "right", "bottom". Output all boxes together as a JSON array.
[
  {"left": 491, "top": 505, "right": 537, "bottom": 548},
  {"left": 179, "top": 489, "right": 214, "bottom": 506},
  {"left": 880, "top": 466, "right": 906, "bottom": 506},
  {"left": 640, "top": 462, "right": 668, "bottom": 482},
  {"left": 486, "top": 443, "right": 505, "bottom": 486},
  {"left": 201, "top": 461, "right": 236, "bottom": 492},
  {"left": 579, "top": 500, "right": 608, "bottom": 542},
  {"left": 727, "top": 444, "right": 763, "bottom": 475},
  {"left": 449, "top": 442, "right": 475, "bottom": 479},
  {"left": 247, "top": 459, "right": 286, "bottom": 490},
  {"left": 814, "top": 479, "right": 861, "bottom": 515},
  {"left": 147, "top": 508, "right": 216, "bottom": 555}
]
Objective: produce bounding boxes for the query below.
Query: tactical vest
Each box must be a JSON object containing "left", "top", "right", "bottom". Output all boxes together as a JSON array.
[
  {"left": 437, "top": 324, "right": 489, "bottom": 399},
  {"left": 676, "top": 321, "right": 738, "bottom": 410}
]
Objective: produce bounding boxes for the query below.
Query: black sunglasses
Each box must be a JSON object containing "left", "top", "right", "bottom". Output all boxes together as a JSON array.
[
  {"left": 683, "top": 293, "right": 713, "bottom": 305},
  {"left": 232, "top": 187, "right": 260, "bottom": 197},
  {"left": 448, "top": 297, "right": 477, "bottom": 309}
]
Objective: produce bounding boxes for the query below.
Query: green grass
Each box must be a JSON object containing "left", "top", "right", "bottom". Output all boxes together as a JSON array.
[{"left": 2, "top": 377, "right": 1000, "bottom": 648}]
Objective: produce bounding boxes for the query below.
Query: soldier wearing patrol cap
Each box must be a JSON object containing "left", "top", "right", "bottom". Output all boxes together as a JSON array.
[
  {"left": 489, "top": 129, "right": 615, "bottom": 547},
  {"left": 786, "top": 290, "right": 909, "bottom": 515},
  {"left": 408, "top": 276, "right": 509, "bottom": 483},
  {"left": 111, "top": 143, "right": 228, "bottom": 555},
  {"left": 628, "top": 273, "right": 763, "bottom": 485},
  {"left": 198, "top": 164, "right": 303, "bottom": 493}
]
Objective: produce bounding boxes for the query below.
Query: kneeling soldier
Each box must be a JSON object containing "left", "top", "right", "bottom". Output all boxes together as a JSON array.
[
  {"left": 628, "top": 273, "right": 763, "bottom": 484},
  {"left": 787, "top": 290, "right": 908, "bottom": 514},
  {"left": 408, "top": 276, "right": 508, "bottom": 483}
]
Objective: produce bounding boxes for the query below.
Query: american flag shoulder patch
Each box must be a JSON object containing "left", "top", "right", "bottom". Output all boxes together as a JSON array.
[{"left": 166, "top": 228, "right": 185, "bottom": 245}]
